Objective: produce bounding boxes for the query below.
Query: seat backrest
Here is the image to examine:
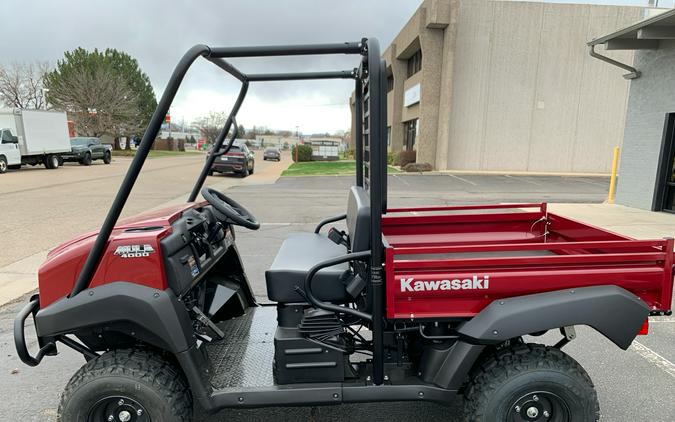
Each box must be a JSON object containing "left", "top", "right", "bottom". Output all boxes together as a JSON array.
[{"left": 346, "top": 186, "right": 370, "bottom": 252}]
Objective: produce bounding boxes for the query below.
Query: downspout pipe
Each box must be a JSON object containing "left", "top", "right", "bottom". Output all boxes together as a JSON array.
[{"left": 588, "top": 44, "right": 640, "bottom": 80}]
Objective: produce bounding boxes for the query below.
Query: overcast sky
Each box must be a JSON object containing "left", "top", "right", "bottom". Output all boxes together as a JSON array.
[{"left": 0, "top": 0, "right": 670, "bottom": 134}]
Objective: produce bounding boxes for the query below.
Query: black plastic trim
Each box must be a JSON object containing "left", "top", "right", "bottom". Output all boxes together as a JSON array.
[
  {"left": 35, "top": 283, "right": 195, "bottom": 353},
  {"left": 457, "top": 285, "right": 649, "bottom": 350}
]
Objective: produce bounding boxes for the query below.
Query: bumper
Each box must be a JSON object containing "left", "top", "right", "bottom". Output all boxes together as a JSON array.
[
  {"left": 61, "top": 153, "right": 85, "bottom": 162},
  {"left": 14, "top": 294, "right": 56, "bottom": 366},
  {"left": 211, "top": 162, "right": 245, "bottom": 173},
  {"left": 264, "top": 154, "right": 280, "bottom": 160}
]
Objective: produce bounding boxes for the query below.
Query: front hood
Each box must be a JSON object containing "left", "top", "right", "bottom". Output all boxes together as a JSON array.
[
  {"left": 47, "top": 202, "right": 202, "bottom": 260},
  {"left": 39, "top": 201, "right": 206, "bottom": 307}
]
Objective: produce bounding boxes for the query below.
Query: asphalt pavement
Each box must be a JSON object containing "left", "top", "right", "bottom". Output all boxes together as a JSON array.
[{"left": 1, "top": 167, "right": 673, "bottom": 421}]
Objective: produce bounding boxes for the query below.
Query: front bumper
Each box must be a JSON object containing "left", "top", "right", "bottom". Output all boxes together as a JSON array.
[
  {"left": 61, "top": 152, "right": 86, "bottom": 162},
  {"left": 14, "top": 294, "right": 56, "bottom": 366}
]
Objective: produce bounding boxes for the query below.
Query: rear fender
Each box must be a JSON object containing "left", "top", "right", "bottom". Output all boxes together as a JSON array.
[
  {"left": 35, "top": 282, "right": 195, "bottom": 353},
  {"left": 457, "top": 285, "right": 649, "bottom": 350}
]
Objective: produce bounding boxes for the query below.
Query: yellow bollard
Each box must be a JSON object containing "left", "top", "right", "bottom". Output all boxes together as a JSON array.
[{"left": 607, "top": 146, "right": 620, "bottom": 204}]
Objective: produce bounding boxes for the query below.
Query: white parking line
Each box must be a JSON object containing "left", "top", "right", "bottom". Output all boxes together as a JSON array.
[
  {"left": 631, "top": 340, "right": 675, "bottom": 379},
  {"left": 448, "top": 174, "right": 477, "bottom": 186},
  {"left": 393, "top": 174, "right": 410, "bottom": 186}
]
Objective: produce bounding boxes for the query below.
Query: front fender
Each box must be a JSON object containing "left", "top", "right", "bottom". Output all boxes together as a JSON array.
[
  {"left": 35, "top": 282, "right": 195, "bottom": 353},
  {"left": 457, "top": 285, "right": 649, "bottom": 350}
]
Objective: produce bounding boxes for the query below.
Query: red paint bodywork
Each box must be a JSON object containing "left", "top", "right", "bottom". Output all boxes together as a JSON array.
[
  {"left": 38, "top": 202, "right": 203, "bottom": 308},
  {"left": 383, "top": 203, "right": 674, "bottom": 320},
  {"left": 38, "top": 201, "right": 674, "bottom": 323}
]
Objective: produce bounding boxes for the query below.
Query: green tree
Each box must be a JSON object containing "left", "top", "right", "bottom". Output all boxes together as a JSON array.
[{"left": 45, "top": 48, "right": 157, "bottom": 149}]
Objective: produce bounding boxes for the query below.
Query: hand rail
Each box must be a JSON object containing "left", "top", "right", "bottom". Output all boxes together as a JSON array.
[
  {"left": 314, "top": 214, "right": 347, "bottom": 234},
  {"left": 303, "top": 251, "right": 372, "bottom": 321}
]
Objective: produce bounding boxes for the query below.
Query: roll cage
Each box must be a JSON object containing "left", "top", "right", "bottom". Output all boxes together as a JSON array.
[{"left": 68, "top": 38, "right": 389, "bottom": 384}]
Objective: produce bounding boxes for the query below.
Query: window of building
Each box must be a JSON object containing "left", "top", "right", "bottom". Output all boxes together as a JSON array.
[
  {"left": 404, "top": 119, "right": 418, "bottom": 151},
  {"left": 406, "top": 50, "right": 422, "bottom": 78},
  {"left": 387, "top": 75, "right": 394, "bottom": 93}
]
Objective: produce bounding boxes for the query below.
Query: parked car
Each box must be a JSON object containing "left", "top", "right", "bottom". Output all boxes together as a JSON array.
[
  {"left": 263, "top": 147, "right": 281, "bottom": 161},
  {"left": 208, "top": 140, "right": 255, "bottom": 177},
  {"left": 62, "top": 137, "right": 112, "bottom": 166}
]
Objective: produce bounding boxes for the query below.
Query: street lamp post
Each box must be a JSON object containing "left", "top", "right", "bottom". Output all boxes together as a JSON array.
[
  {"left": 41, "top": 88, "right": 49, "bottom": 110},
  {"left": 295, "top": 125, "right": 300, "bottom": 162}
]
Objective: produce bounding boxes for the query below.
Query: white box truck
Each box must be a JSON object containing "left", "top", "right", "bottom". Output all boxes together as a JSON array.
[{"left": 0, "top": 108, "right": 71, "bottom": 173}]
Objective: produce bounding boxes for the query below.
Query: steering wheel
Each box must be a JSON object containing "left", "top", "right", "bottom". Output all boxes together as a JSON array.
[{"left": 201, "top": 187, "right": 260, "bottom": 230}]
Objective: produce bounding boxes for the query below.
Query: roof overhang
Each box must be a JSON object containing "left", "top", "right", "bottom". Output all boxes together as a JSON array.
[
  {"left": 588, "top": 8, "right": 675, "bottom": 50},
  {"left": 588, "top": 9, "right": 675, "bottom": 79}
]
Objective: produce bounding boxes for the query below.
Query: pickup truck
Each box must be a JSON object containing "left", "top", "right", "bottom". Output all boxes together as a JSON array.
[{"left": 61, "top": 137, "right": 112, "bottom": 165}]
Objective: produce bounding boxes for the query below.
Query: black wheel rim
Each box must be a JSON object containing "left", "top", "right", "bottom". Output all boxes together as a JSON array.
[
  {"left": 87, "top": 395, "right": 150, "bottom": 422},
  {"left": 508, "top": 391, "right": 571, "bottom": 422}
]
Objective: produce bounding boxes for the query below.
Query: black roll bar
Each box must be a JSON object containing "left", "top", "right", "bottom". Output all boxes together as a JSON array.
[
  {"left": 354, "top": 76, "right": 364, "bottom": 187},
  {"left": 67, "top": 38, "right": 388, "bottom": 386},
  {"left": 208, "top": 42, "right": 363, "bottom": 58},
  {"left": 69, "top": 44, "right": 211, "bottom": 298},
  {"left": 248, "top": 70, "right": 356, "bottom": 82},
  {"left": 188, "top": 81, "right": 248, "bottom": 202}
]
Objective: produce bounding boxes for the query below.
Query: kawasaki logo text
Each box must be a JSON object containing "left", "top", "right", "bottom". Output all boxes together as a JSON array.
[{"left": 400, "top": 276, "right": 489, "bottom": 292}]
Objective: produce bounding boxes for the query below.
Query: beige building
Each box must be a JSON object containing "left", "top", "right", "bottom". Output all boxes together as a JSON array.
[{"left": 352, "top": 0, "right": 648, "bottom": 173}]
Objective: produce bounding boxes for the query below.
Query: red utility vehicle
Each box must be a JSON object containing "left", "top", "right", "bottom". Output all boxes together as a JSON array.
[{"left": 14, "top": 40, "right": 674, "bottom": 422}]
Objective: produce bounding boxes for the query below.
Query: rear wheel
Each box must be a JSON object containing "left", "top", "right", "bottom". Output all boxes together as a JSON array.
[
  {"left": 463, "top": 343, "right": 599, "bottom": 422},
  {"left": 103, "top": 150, "right": 112, "bottom": 164},
  {"left": 240, "top": 165, "right": 249, "bottom": 177},
  {"left": 45, "top": 154, "right": 60, "bottom": 169},
  {"left": 58, "top": 348, "right": 192, "bottom": 422},
  {"left": 249, "top": 162, "right": 254, "bottom": 174}
]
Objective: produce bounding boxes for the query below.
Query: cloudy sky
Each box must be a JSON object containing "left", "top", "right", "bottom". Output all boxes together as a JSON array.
[{"left": 0, "top": 0, "right": 670, "bottom": 134}]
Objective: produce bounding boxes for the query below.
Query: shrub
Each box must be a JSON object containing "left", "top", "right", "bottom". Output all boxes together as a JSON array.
[
  {"left": 403, "top": 162, "right": 432, "bottom": 172},
  {"left": 396, "top": 150, "right": 416, "bottom": 167},
  {"left": 343, "top": 148, "right": 355, "bottom": 160},
  {"left": 387, "top": 151, "right": 396, "bottom": 165},
  {"left": 291, "top": 144, "right": 313, "bottom": 162}
]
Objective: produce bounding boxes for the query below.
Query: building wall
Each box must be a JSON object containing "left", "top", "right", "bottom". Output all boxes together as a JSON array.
[
  {"left": 369, "top": 0, "right": 642, "bottom": 173},
  {"left": 617, "top": 40, "right": 675, "bottom": 210},
  {"left": 445, "top": 0, "right": 639, "bottom": 173}
]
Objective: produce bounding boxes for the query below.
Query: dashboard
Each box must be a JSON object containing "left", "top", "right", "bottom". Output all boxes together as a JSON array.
[{"left": 160, "top": 206, "right": 234, "bottom": 295}]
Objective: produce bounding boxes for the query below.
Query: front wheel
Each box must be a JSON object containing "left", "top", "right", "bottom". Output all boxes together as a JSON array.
[
  {"left": 58, "top": 349, "right": 192, "bottom": 422},
  {"left": 0, "top": 156, "right": 7, "bottom": 174},
  {"left": 80, "top": 152, "right": 92, "bottom": 166},
  {"left": 463, "top": 343, "right": 599, "bottom": 422}
]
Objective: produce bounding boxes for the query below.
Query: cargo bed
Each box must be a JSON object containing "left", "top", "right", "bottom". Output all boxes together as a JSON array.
[{"left": 382, "top": 203, "right": 674, "bottom": 319}]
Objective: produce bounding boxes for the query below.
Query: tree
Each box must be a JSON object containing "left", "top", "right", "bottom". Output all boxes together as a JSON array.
[
  {"left": 0, "top": 62, "right": 51, "bottom": 109},
  {"left": 44, "top": 48, "right": 157, "bottom": 148},
  {"left": 192, "top": 112, "right": 248, "bottom": 151},
  {"left": 193, "top": 111, "right": 230, "bottom": 144}
]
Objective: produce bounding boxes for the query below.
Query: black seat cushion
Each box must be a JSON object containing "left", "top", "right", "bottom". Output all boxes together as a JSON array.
[{"left": 265, "top": 233, "right": 350, "bottom": 303}]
